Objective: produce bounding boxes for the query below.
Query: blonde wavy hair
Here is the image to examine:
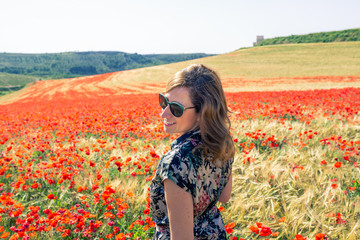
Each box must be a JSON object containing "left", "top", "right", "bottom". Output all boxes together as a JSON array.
[{"left": 165, "top": 64, "right": 235, "bottom": 164}]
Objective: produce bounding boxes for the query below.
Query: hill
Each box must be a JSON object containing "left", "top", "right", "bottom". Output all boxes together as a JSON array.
[
  {"left": 0, "top": 51, "right": 213, "bottom": 95},
  {"left": 1, "top": 41, "right": 359, "bottom": 104},
  {"left": 257, "top": 28, "right": 360, "bottom": 46},
  {"left": 0, "top": 73, "right": 39, "bottom": 95}
]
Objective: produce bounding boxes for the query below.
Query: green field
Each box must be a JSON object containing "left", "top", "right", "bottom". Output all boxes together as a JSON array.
[{"left": 0, "top": 73, "right": 39, "bottom": 96}]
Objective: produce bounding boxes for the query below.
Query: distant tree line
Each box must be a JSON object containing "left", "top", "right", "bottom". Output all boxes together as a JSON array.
[
  {"left": 256, "top": 28, "right": 360, "bottom": 46},
  {"left": 0, "top": 52, "right": 214, "bottom": 79}
]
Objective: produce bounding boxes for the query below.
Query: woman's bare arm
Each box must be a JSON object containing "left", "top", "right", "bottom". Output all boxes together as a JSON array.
[
  {"left": 164, "top": 179, "right": 194, "bottom": 240},
  {"left": 218, "top": 171, "right": 232, "bottom": 203}
]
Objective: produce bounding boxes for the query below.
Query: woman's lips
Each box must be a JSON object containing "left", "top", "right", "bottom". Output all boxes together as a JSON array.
[{"left": 164, "top": 121, "right": 176, "bottom": 126}]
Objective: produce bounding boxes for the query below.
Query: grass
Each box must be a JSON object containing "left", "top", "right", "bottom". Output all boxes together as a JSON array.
[
  {"left": 207, "top": 42, "right": 360, "bottom": 78},
  {"left": 0, "top": 72, "right": 40, "bottom": 86},
  {"left": 223, "top": 116, "right": 360, "bottom": 239}
]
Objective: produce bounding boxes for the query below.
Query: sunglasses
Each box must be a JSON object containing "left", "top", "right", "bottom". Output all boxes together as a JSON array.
[{"left": 159, "top": 93, "right": 196, "bottom": 117}]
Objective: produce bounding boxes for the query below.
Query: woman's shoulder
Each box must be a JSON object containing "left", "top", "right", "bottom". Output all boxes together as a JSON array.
[
  {"left": 154, "top": 134, "right": 200, "bottom": 190},
  {"left": 157, "top": 134, "right": 200, "bottom": 173},
  {"left": 161, "top": 142, "right": 196, "bottom": 168},
  {"left": 172, "top": 129, "right": 201, "bottom": 147},
  {"left": 171, "top": 130, "right": 201, "bottom": 155}
]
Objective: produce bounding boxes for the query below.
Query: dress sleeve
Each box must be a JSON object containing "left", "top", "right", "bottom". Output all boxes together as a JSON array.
[{"left": 158, "top": 150, "right": 191, "bottom": 193}]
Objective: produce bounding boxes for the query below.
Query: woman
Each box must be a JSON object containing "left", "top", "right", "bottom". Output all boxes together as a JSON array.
[{"left": 150, "top": 64, "right": 235, "bottom": 240}]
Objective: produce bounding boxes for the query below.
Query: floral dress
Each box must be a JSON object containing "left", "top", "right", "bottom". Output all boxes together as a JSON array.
[{"left": 150, "top": 129, "right": 233, "bottom": 240}]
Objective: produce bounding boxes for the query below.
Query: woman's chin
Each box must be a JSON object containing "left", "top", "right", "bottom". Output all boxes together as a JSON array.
[{"left": 164, "top": 125, "right": 178, "bottom": 135}]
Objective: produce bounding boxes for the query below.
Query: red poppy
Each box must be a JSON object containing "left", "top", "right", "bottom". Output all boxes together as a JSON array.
[
  {"left": 47, "top": 193, "right": 57, "bottom": 200},
  {"left": 334, "top": 162, "right": 342, "bottom": 168}
]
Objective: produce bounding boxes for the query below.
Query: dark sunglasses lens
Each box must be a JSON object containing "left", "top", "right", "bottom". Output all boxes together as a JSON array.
[
  {"left": 170, "top": 103, "right": 184, "bottom": 117},
  {"left": 159, "top": 94, "right": 167, "bottom": 109}
]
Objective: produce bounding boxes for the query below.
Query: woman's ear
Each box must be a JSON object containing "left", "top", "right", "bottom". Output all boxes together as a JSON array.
[{"left": 197, "top": 114, "right": 201, "bottom": 123}]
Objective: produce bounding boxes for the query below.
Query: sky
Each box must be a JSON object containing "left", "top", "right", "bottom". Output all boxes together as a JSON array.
[{"left": 0, "top": 0, "right": 359, "bottom": 54}]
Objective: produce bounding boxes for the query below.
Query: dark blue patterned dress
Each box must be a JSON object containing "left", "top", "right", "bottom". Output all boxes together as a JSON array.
[{"left": 150, "top": 129, "right": 233, "bottom": 240}]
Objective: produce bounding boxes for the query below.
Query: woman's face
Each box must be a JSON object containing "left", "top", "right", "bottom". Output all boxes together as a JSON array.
[{"left": 161, "top": 87, "right": 200, "bottom": 135}]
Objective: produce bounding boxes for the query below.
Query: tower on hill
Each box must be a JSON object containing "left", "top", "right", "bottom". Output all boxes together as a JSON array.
[{"left": 253, "top": 35, "right": 264, "bottom": 46}]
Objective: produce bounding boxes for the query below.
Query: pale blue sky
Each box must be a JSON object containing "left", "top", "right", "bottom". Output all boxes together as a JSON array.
[{"left": 0, "top": 0, "right": 359, "bottom": 54}]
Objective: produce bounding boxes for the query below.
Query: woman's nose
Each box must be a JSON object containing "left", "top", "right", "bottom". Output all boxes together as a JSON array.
[{"left": 160, "top": 105, "right": 171, "bottom": 118}]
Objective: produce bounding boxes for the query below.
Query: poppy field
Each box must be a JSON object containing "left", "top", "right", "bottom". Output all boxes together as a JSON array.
[{"left": 1, "top": 82, "right": 359, "bottom": 240}]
